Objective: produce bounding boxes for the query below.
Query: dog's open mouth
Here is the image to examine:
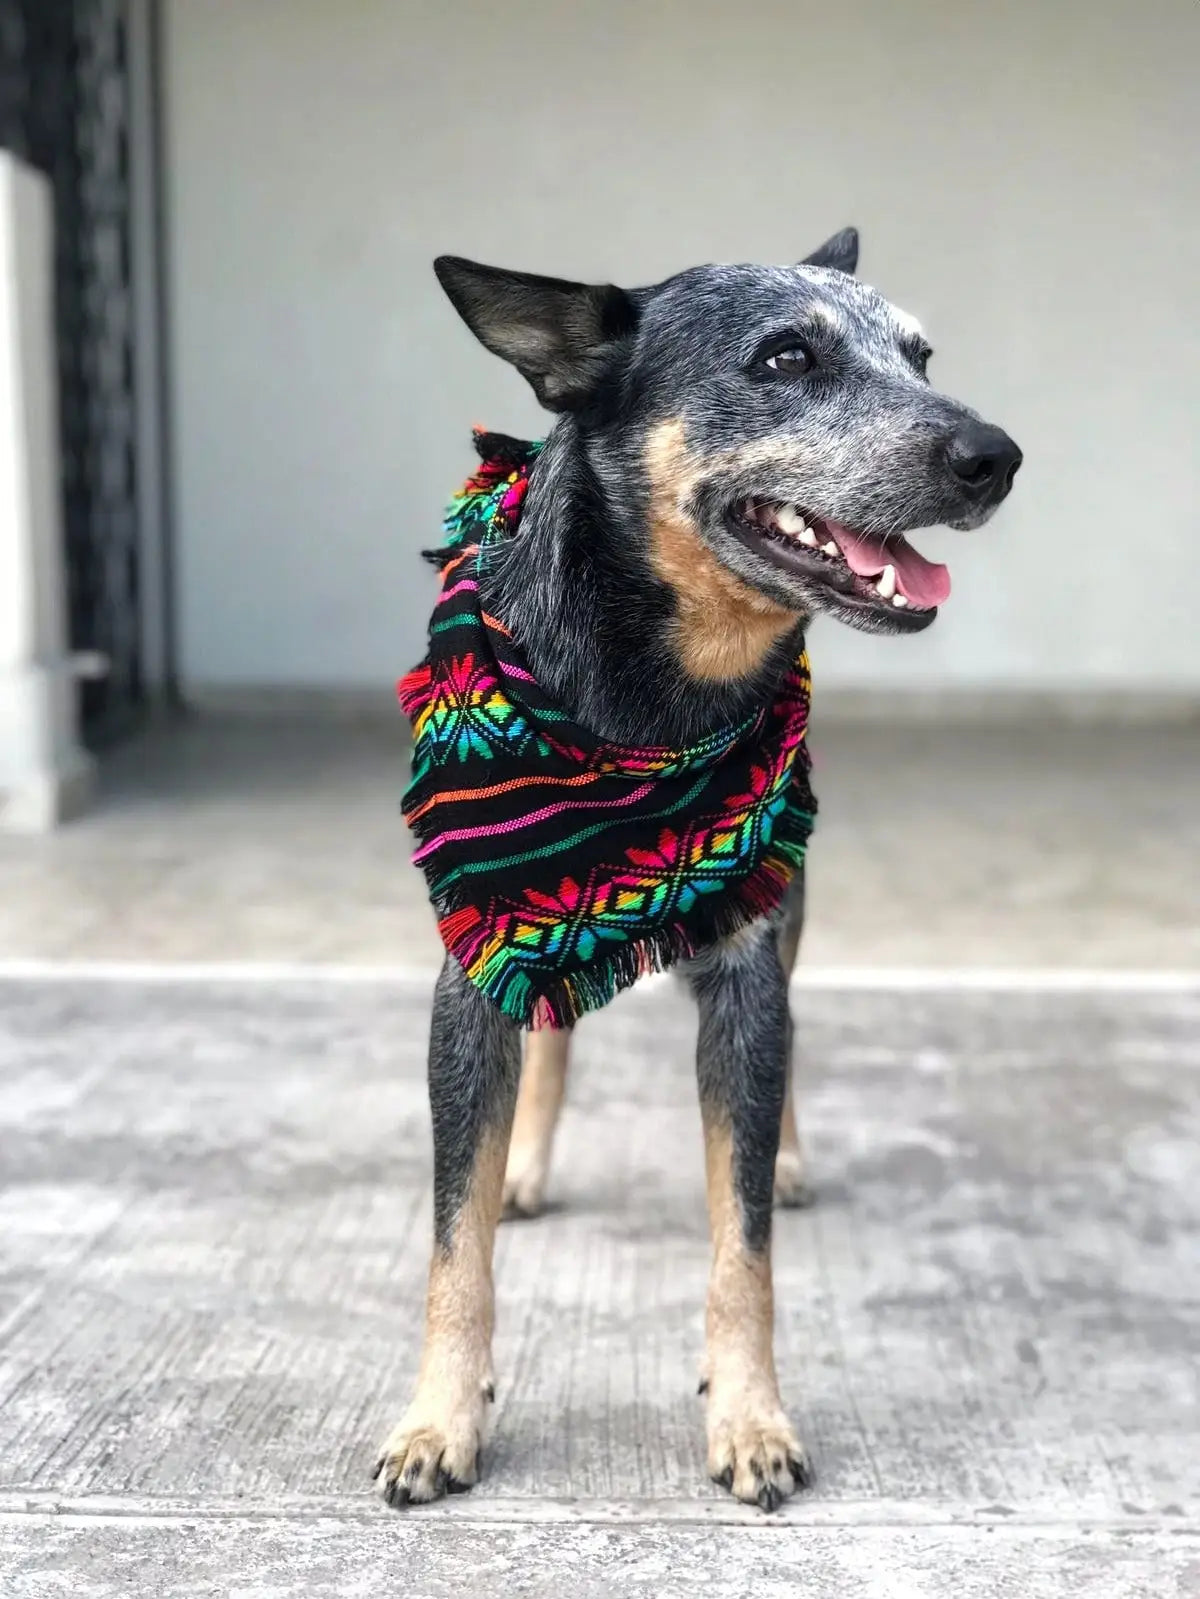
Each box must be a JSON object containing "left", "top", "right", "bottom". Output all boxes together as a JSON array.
[{"left": 726, "top": 499, "right": 951, "bottom": 614}]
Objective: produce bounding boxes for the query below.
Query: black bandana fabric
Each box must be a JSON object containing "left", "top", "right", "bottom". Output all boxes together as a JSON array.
[{"left": 398, "top": 432, "right": 816, "bottom": 1028}]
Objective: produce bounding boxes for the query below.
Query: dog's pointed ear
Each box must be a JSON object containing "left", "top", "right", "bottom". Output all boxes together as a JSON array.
[
  {"left": 802, "top": 227, "right": 859, "bottom": 275},
  {"left": 433, "top": 256, "right": 639, "bottom": 411}
]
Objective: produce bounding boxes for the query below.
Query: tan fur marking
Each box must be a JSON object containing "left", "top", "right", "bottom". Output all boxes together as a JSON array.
[
  {"left": 502, "top": 1028, "right": 571, "bottom": 1218},
  {"left": 775, "top": 1070, "right": 807, "bottom": 1204},
  {"left": 375, "top": 1125, "right": 512, "bottom": 1502},
  {"left": 422, "top": 1124, "right": 510, "bottom": 1376},
  {"left": 773, "top": 916, "right": 810, "bottom": 1206},
  {"left": 702, "top": 1118, "right": 778, "bottom": 1393},
  {"left": 700, "top": 1113, "right": 809, "bottom": 1504},
  {"left": 776, "top": 916, "right": 802, "bottom": 980},
  {"left": 644, "top": 419, "right": 798, "bottom": 682}
]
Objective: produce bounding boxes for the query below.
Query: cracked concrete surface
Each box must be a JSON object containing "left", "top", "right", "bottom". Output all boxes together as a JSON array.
[{"left": 0, "top": 975, "right": 1197, "bottom": 1595}]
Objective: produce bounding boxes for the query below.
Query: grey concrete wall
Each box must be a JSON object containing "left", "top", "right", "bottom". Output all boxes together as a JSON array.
[{"left": 163, "top": 0, "right": 1199, "bottom": 693}]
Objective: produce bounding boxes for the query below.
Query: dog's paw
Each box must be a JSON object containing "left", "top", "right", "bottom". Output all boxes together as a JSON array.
[
  {"left": 373, "top": 1385, "right": 490, "bottom": 1508},
  {"left": 501, "top": 1143, "right": 550, "bottom": 1220},
  {"left": 707, "top": 1406, "right": 813, "bottom": 1512},
  {"left": 773, "top": 1146, "right": 816, "bottom": 1209}
]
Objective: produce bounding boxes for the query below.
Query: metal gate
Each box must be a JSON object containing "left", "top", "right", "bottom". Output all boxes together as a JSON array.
[{"left": 0, "top": 0, "right": 141, "bottom": 745}]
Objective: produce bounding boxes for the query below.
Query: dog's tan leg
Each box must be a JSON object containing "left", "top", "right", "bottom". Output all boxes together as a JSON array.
[
  {"left": 700, "top": 1113, "right": 811, "bottom": 1509},
  {"left": 376, "top": 1129, "right": 509, "bottom": 1503},
  {"left": 375, "top": 962, "right": 519, "bottom": 1507},
  {"left": 775, "top": 1070, "right": 812, "bottom": 1208},
  {"left": 688, "top": 927, "right": 813, "bottom": 1510},
  {"left": 502, "top": 1026, "right": 571, "bottom": 1218},
  {"left": 773, "top": 876, "right": 814, "bottom": 1208}
]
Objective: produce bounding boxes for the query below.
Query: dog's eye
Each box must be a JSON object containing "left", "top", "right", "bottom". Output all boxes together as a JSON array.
[{"left": 764, "top": 346, "right": 813, "bottom": 377}]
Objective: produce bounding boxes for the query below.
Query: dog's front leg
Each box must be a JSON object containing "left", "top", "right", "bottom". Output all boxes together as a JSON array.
[
  {"left": 686, "top": 924, "right": 813, "bottom": 1510},
  {"left": 375, "top": 958, "right": 520, "bottom": 1507}
]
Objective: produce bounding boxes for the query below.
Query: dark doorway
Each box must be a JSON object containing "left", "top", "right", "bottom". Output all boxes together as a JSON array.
[{"left": 0, "top": 0, "right": 142, "bottom": 746}]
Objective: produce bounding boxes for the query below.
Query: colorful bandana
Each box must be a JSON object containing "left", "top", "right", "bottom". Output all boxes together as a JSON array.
[{"left": 398, "top": 430, "right": 816, "bottom": 1029}]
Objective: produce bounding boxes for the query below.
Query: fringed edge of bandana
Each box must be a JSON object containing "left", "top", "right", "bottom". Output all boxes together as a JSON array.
[
  {"left": 421, "top": 429, "right": 542, "bottom": 570},
  {"left": 423, "top": 795, "right": 814, "bottom": 1031}
]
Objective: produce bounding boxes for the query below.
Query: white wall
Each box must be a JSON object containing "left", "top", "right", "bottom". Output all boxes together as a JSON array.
[
  {"left": 0, "top": 155, "right": 93, "bottom": 828},
  {"left": 165, "top": 0, "right": 1200, "bottom": 694}
]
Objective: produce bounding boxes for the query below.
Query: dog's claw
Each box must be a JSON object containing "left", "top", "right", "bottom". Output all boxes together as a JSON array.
[
  {"left": 788, "top": 1449, "right": 815, "bottom": 1490},
  {"left": 380, "top": 1472, "right": 411, "bottom": 1509},
  {"left": 757, "top": 1479, "right": 784, "bottom": 1513}
]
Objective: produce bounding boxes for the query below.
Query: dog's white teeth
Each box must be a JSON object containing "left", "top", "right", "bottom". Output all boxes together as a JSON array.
[
  {"left": 892, "top": 593, "right": 909, "bottom": 608},
  {"left": 799, "top": 527, "right": 818, "bottom": 547},
  {"left": 774, "top": 505, "right": 807, "bottom": 535},
  {"left": 876, "top": 564, "right": 897, "bottom": 599},
  {"left": 821, "top": 540, "right": 839, "bottom": 557}
]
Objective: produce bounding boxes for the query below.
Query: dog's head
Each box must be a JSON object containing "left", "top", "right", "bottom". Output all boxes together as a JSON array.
[{"left": 434, "top": 232, "right": 1021, "bottom": 636}]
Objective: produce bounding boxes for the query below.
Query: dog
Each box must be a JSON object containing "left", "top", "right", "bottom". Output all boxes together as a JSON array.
[{"left": 375, "top": 228, "right": 1021, "bottom": 1511}]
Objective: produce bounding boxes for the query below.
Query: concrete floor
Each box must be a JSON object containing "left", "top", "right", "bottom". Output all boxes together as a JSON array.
[
  {"left": 0, "top": 717, "right": 1198, "bottom": 1594},
  {"left": 0, "top": 715, "right": 1197, "bottom": 969},
  {"left": 0, "top": 975, "right": 1197, "bottom": 1595}
]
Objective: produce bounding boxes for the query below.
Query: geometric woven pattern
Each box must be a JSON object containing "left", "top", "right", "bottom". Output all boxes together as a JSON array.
[{"left": 399, "top": 433, "right": 816, "bottom": 1028}]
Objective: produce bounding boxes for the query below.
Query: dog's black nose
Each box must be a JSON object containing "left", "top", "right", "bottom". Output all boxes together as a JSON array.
[{"left": 946, "top": 422, "right": 1023, "bottom": 497}]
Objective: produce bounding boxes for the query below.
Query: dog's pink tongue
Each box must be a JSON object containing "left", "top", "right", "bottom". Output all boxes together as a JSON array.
[{"left": 827, "top": 522, "right": 951, "bottom": 608}]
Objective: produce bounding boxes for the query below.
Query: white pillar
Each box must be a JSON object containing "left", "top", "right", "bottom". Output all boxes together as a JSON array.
[{"left": 0, "top": 151, "right": 94, "bottom": 831}]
